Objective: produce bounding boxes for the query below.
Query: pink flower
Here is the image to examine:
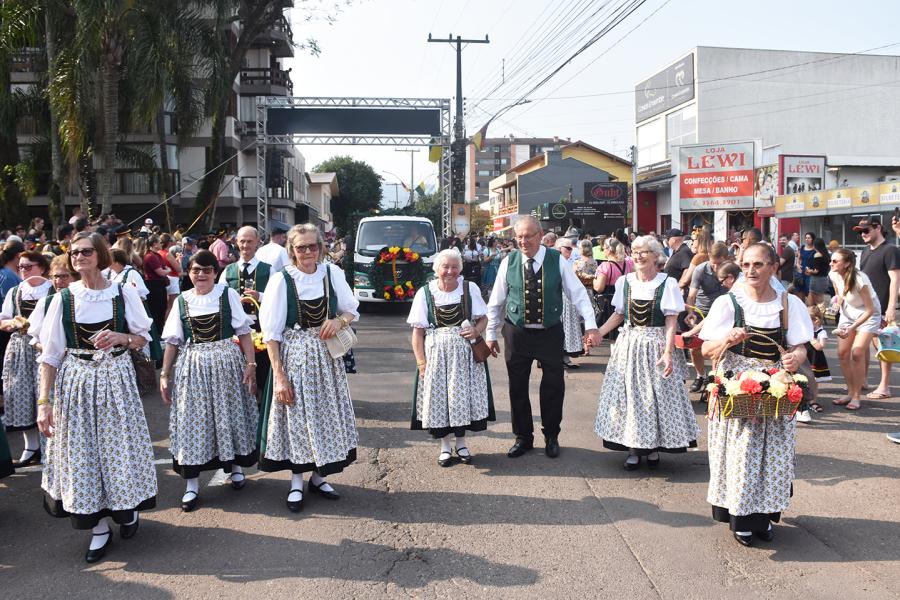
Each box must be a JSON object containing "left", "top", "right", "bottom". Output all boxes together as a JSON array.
[
  {"left": 740, "top": 378, "right": 762, "bottom": 395},
  {"left": 787, "top": 385, "right": 803, "bottom": 403},
  {"left": 767, "top": 368, "right": 780, "bottom": 375}
]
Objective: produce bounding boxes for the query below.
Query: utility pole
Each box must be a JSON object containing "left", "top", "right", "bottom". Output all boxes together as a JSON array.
[
  {"left": 630, "top": 145, "right": 638, "bottom": 232},
  {"left": 395, "top": 148, "right": 419, "bottom": 208},
  {"left": 427, "top": 33, "right": 489, "bottom": 204}
]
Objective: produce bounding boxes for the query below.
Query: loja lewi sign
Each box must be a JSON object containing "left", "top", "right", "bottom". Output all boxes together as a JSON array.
[{"left": 678, "top": 142, "right": 755, "bottom": 211}]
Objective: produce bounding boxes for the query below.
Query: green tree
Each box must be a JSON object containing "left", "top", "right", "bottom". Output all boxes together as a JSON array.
[{"left": 313, "top": 155, "right": 382, "bottom": 235}]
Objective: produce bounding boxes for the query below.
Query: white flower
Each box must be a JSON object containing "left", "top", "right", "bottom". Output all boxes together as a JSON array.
[
  {"left": 792, "top": 373, "right": 808, "bottom": 383},
  {"left": 725, "top": 380, "right": 743, "bottom": 397},
  {"left": 768, "top": 381, "right": 788, "bottom": 399}
]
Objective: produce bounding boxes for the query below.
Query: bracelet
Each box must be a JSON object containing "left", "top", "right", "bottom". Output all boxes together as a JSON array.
[
  {"left": 246, "top": 362, "right": 257, "bottom": 368},
  {"left": 37, "top": 398, "right": 51, "bottom": 406},
  {"left": 159, "top": 371, "right": 169, "bottom": 379},
  {"left": 338, "top": 315, "right": 351, "bottom": 328},
  {"left": 416, "top": 360, "right": 426, "bottom": 367}
]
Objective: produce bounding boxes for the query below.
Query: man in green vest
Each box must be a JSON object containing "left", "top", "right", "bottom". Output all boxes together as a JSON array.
[
  {"left": 485, "top": 216, "right": 601, "bottom": 459},
  {"left": 218, "top": 225, "right": 271, "bottom": 392}
]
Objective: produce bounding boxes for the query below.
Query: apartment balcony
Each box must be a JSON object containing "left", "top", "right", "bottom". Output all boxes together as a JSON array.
[
  {"left": 10, "top": 48, "right": 44, "bottom": 83},
  {"left": 251, "top": 16, "right": 294, "bottom": 57},
  {"left": 239, "top": 67, "right": 293, "bottom": 96}
]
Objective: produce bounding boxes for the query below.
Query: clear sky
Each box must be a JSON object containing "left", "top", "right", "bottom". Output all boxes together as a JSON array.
[{"left": 285, "top": 0, "right": 900, "bottom": 204}]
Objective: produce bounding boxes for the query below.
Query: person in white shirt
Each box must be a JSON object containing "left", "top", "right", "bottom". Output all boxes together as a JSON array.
[
  {"left": 256, "top": 225, "right": 290, "bottom": 273},
  {"left": 485, "top": 216, "right": 600, "bottom": 459},
  {"left": 107, "top": 248, "right": 150, "bottom": 299}
]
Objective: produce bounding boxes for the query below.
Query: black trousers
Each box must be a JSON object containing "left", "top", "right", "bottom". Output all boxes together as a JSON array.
[
  {"left": 145, "top": 279, "right": 168, "bottom": 335},
  {"left": 501, "top": 321, "right": 565, "bottom": 442}
]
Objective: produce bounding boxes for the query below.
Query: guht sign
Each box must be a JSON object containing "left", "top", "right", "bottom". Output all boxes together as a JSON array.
[{"left": 678, "top": 142, "right": 755, "bottom": 211}]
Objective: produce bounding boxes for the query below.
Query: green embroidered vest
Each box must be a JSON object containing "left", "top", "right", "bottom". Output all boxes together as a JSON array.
[
  {"left": 225, "top": 260, "right": 271, "bottom": 293},
  {"left": 59, "top": 285, "right": 127, "bottom": 349},
  {"left": 505, "top": 248, "right": 563, "bottom": 328},
  {"left": 282, "top": 267, "right": 337, "bottom": 329}
]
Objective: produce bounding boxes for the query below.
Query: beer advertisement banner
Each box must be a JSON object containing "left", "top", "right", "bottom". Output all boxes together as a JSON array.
[
  {"left": 678, "top": 142, "right": 754, "bottom": 211},
  {"left": 583, "top": 182, "right": 628, "bottom": 218},
  {"left": 880, "top": 181, "right": 900, "bottom": 205},
  {"left": 823, "top": 188, "right": 851, "bottom": 211},
  {"left": 853, "top": 184, "right": 880, "bottom": 208}
]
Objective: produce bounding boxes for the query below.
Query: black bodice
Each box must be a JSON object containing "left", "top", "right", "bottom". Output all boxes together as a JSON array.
[
  {"left": 73, "top": 319, "right": 116, "bottom": 349},
  {"left": 433, "top": 302, "right": 465, "bottom": 328},
  {"left": 188, "top": 313, "right": 225, "bottom": 343},
  {"left": 298, "top": 296, "right": 328, "bottom": 329},
  {"left": 19, "top": 298, "right": 38, "bottom": 319}
]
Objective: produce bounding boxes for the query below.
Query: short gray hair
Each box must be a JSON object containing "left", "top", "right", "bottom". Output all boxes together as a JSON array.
[
  {"left": 286, "top": 223, "right": 326, "bottom": 264},
  {"left": 432, "top": 248, "right": 463, "bottom": 274},
  {"left": 631, "top": 235, "right": 664, "bottom": 257}
]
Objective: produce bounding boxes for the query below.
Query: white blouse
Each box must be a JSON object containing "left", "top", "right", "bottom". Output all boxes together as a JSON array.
[
  {"left": 699, "top": 285, "right": 813, "bottom": 347},
  {"left": 259, "top": 264, "right": 359, "bottom": 343},
  {"left": 0, "top": 279, "right": 53, "bottom": 320},
  {"left": 107, "top": 266, "right": 149, "bottom": 299},
  {"left": 161, "top": 284, "right": 252, "bottom": 345},
  {"left": 829, "top": 270, "right": 881, "bottom": 319},
  {"left": 407, "top": 278, "right": 487, "bottom": 328},
  {"left": 611, "top": 273, "right": 684, "bottom": 316},
  {"left": 38, "top": 281, "right": 154, "bottom": 368}
]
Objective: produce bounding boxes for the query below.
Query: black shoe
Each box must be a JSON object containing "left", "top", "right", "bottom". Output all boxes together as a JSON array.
[
  {"left": 733, "top": 532, "right": 754, "bottom": 547},
  {"left": 309, "top": 480, "right": 340, "bottom": 500},
  {"left": 229, "top": 473, "right": 246, "bottom": 490},
  {"left": 624, "top": 456, "right": 641, "bottom": 471},
  {"left": 755, "top": 527, "right": 774, "bottom": 542},
  {"left": 438, "top": 451, "right": 453, "bottom": 467},
  {"left": 507, "top": 439, "right": 534, "bottom": 458},
  {"left": 690, "top": 376, "right": 705, "bottom": 393},
  {"left": 455, "top": 446, "right": 472, "bottom": 464},
  {"left": 181, "top": 490, "right": 199, "bottom": 513},
  {"left": 545, "top": 437, "right": 560, "bottom": 458},
  {"left": 120, "top": 514, "right": 139, "bottom": 539},
  {"left": 286, "top": 488, "right": 304, "bottom": 512},
  {"left": 647, "top": 453, "right": 660, "bottom": 469},
  {"left": 12, "top": 448, "right": 40, "bottom": 468},
  {"left": 85, "top": 531, "right": 112, "bottom": 563}
]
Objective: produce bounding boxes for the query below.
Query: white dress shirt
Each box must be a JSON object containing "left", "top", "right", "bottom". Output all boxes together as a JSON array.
[
  {"left": 107, "top": 266, "right": 150, "bottom": 299},
  {"left": 485, "top": 245, "right": 597, "bottom": 342},
  {"left": 256, "top": 242, "right": 290, "bottom": 274},
  {"left": 218, "top": 255, "right": 267, "bottom": 302},
  {"left": 161, "top": 284, "right": 253, "bottom": 345},
  {"left": 259, "top": 263, "right": 359, "bottom": 343},
  {"left": 0, "top": 278, "right": 53, "bottom": 320}
]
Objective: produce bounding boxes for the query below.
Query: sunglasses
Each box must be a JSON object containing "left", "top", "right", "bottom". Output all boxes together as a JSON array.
[
  {"left": 292, "top": 243, "right": 319, "bottom": 254},
  {"left": 189, "top": 267, "right": 216, "bottom": 275},
  {"left": 70, "top": 248, "right": 95, "bottom": 258},
  {"left": 858, "top": 228, "right": 871, "bottom": 234},
  {"left": 18, "top": 263, "right": 39, "bottom": 271},
  {"left": 718, "top": 276, "right": 732, "bottom": 283}
]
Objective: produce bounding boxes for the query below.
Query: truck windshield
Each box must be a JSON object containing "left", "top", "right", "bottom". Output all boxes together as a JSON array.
[{"left": 356, "top": 221, "right": 436, "bottom": 257}]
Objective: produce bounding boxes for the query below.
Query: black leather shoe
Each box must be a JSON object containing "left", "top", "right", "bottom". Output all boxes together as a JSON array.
[
  {"left": 286, "top": 489, "right": 304, "bottom": 512},
  {"left": 120, "top": 514, "right": 139, "bottom": 539},
  {"left": 455, "top": 446, "right": 472, "bottom": 464},
  {"left": 755, "top": 527, "right": 774, "bottom": 542},
  {"left": 437, "top": 451, "right": 453, "bottom": 467},
  {"left": 229, "top": 473, "right": 246, "bottom": 490},
  {"left": 309, "top": 480, "right": 340, "bottom": 500},
  {"left": 690, "top": 376, "right": 705, "bottom": 393},
  {"left": 507, "top": 439, "right": 533, "bottom": 458},
  {"left": 624, "top": 456, "right": 641, "bottom": 471},
  {"left": 181, "top": 490, "right": 199, "bottom": 513},
  {"left": 85, "top": 532, "right": 112, "bottom": 563},
  {"left": 733, "top": 532, "right": 753, "bottom": 547},
  {"left": 545, "top": 437, "right": 560, "bottom": 458},
  {"left": 12, "top": 448, "right": 40, "bottom": 468},
  {"left": 647, "top": 453, "right": 660, "bottom": 469}
]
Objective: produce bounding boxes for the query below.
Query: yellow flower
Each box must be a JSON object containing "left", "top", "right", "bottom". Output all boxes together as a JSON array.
[
  {"left": 383, "top": 293, "right": 391, "bottom": 300},
  {"left": 388, "top": 246, "right": 400, "bottom": 254},
  {"left": 402, "top": 247, "right": 411, "bottom": 253},
  {"left": 792, "top": 374, "right": 808, "bottom": 383},
  {"left": 412, "top": 252, "right": 419, "bottom": 260},
  {"left": 768, "top": 381, "right": 788, "bottom": 399},
  {"left": 405, "top": 280, "right": 413, "bottom": 288}
]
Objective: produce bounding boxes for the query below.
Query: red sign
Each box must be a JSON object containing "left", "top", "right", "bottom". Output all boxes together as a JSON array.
[
  {"left": 679, "top": 169, "right": 754, "bottom": 199},
  {"left": 678, "top": 142, "right": 755, "bottom": 211}
]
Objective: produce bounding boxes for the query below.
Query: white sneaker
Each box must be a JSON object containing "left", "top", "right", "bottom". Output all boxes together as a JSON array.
[{"left": 796, "top": 410, "right": 812, "bottom": 423}]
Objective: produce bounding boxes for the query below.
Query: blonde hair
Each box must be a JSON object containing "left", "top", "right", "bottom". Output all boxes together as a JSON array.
[
  {"left": 604, "top": 237, "right": 627, "bottom": 262},
  {"left": 287, "top": 223, "right": 326, "bottom": 265},
  {"left": 807, "top": 304, "right": 824, "bottom": 323}
]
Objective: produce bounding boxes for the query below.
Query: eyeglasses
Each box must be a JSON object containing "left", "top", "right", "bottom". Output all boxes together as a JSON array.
[
  {"left": 189, "top": 267, "right": 216, "bottom": 275},
  {"left": 740, "top": 261, "right": 771, "bottom": 270},
  {"left": 292, "top": 243, "right": 319, "bottom": 254},
  {"left": 70, "top": 248, "right": 95, "bottom": 258},
  {"left": 829, "top": 259, "right": 842, "bottom": 264},
  {"left": 718, "top": 276, "right": 731, "bottom": 283},
  {"left": 633, "top": 250, "right": 654, "bottom": 257},
  {"left": 18, "top": 262, "right": 40, "bottom": 271}
]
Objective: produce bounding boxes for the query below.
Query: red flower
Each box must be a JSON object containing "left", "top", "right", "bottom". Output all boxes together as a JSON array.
[
  {"left": 786, "top": 384, "right": 803, "bottom": 402},
  {"left": 740, "top": 378, "right": 762, "bottom": 395},
  {"left": 405, "top": 288, "right": 415, "bottom": 298},
  {"left": 767, "top": 368, "right": 780, "bottom": 375}
]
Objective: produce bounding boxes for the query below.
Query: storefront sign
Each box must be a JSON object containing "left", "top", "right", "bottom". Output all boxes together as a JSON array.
[
  {"left": 551, "top": 203, "right": 568, "bottom": 219},
  {"left": 492, "top": 217, "right": 505, "bottom": 231},
  {"left": 753, "top": 164, "right": 778, "bottom": 208},
  {"left": 779, "top": 155, "right": 826, "bottom": 195},
  {"left": 635, "top": 53, "right": 694, "bottom": 121},
  {"left": 854, "top": 184, "right": 879, "bottom": 208},
  {"left": 824, "top": 189, "right": 851, "bottom": 210},
  {"left": 776, "top": 181, "right": 897, "bottom": 216},
  {"left": 880, "top": 181, "right": 900, "bottom": 205},
  {"left": 678, "top": 142, "right": 754, "bottom": 211},
  {"left": 496, "top": 203, "right": 518, "bottom": 216},
  {"left": 452, "top": 204, "right": 470, "bottom": 236},
  {"left": 584, "top": 182, "right": 628, "bottom": 217}
]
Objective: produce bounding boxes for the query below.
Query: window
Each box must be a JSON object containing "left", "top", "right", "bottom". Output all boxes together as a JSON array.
[
  {"left": 666, "top": 104, "right": 697, "bottom": 159},
  {"left": 636, "top": 118, "right": 665, "bottom": 168},
  {"left": 477, "top": 170, "right": 492, "bottom": 177}
]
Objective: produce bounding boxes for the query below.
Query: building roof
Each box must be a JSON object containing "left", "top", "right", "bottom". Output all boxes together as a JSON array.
[
  {"left": 507, "top": 140, "right": 632, "bottom": 174},
  {"left": 307, "top": 171, "right": 339, "bottom": 196}
]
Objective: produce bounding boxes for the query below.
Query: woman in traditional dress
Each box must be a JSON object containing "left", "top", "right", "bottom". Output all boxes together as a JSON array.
[
  {"left": 594, "top": 235, "right": 699, "bottom": 470},
  {"left": 700, "top": 243, "right": 813, "bottom": 546},
  {"left": 480, "top": 237, "right": 502, "bottom": 299},
  {"left": 408, "top": 249, "right": 495, "bottom": 466},
  {"left": 107, "top": 248, "right": 150, "bottom": 299},
  {"left": 556, "top": 238, "right": 584, "bottom": 368},
  {"left": 258, "top": 223, "right": 359, "bottom": 513},
  {"left": 28, "top": 254, "right": 79, "bottom": 347},
  {"left": 36, "top": 232, "right": 156, "bottom": 563},
  {"left": 159, "top": 250, "right": 259, "bottom": 512},
  {"left": 0, "top": 251, "right": 52, "bottom": 468}
]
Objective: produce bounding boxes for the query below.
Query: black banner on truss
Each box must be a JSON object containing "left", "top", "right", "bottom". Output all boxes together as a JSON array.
[{"left": 267, "top": 107, "right": 442, "bottom": 136}]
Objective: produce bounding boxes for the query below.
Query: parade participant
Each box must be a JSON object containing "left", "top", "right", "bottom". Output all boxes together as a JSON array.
[
  {"left": 159, "top": 233, "right": 182, "bottom": 315},
  {"left": 107, "top": 248, "right": 149, "bottom": 299},
  {"left": 829, "top": 247, "right": 880, "bottom": 410},
  {"left": 797, "top": 232, "right": 817, "bottom": 298},
  {"left": 37, "top": 232, "right": 156, "bottom": 563},
  {"left": 27, "top": 254, "right": 79, "bottom": 352},
  {"left": 258, "top": 223, "right": 359, "bottom": 512},
  {"left": 408, "top": 249, "right": 494, "bottom": 466},
  {"left": 700, "top": 243, "right": 813, "bottom": 546},
  {"left": 480, "top": 237, "right": 502, "bottom": 299},
  {"left": 593, "top": 235, "right": 699, "bottom": 470},
  {"left": 160, "top": 250, "right": 259, "bottom": 512},
  {"left": 555, "top": 238, "right": 583, "bottom": 369},
  {"left": 219, "top": 225, "right": 271, "bottom": 391},
  {"left": 257, "top": 224, "right": 290, "bottom": 273},
  {"left": 805, "top": 237, "right": 830, "bottom": 307},
  {"left": 485, "top": 216, "right": 600, "bottom": 459},
  {"left": 0, "top": 251, "right": 52, "bottom": 467}
]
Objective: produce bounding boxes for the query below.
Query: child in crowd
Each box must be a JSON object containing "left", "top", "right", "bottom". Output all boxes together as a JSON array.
[{"left": 807, "top": 305, "right": 831, "bottom": 384}]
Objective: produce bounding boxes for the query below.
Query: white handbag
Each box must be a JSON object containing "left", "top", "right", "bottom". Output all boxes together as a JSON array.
[{"left": 322, "top": 268, "right": 357, "bottom": 359}]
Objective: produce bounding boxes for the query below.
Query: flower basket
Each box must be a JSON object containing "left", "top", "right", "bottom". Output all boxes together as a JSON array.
[
  {"left": 236, "top": 295, "right": 267, "bottom": 353},
  {"left": 705, "top": 333, "right": 808, "bottom": 420}
]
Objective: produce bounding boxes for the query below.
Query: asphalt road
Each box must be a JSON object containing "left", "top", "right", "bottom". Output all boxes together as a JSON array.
[{"left": 2, "top": 304, "right": 899, "bottom": 599}]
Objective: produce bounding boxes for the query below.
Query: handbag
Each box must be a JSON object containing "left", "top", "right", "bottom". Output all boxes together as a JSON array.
[
  {"left": 130, "top": 349, "right": 157, "bottom": 396},
  {"left": 460, "top": 281, "right": 492, "bottom": 363},
  {"left": 322, "top": 267, "right": 357, "bottom": 359}
]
